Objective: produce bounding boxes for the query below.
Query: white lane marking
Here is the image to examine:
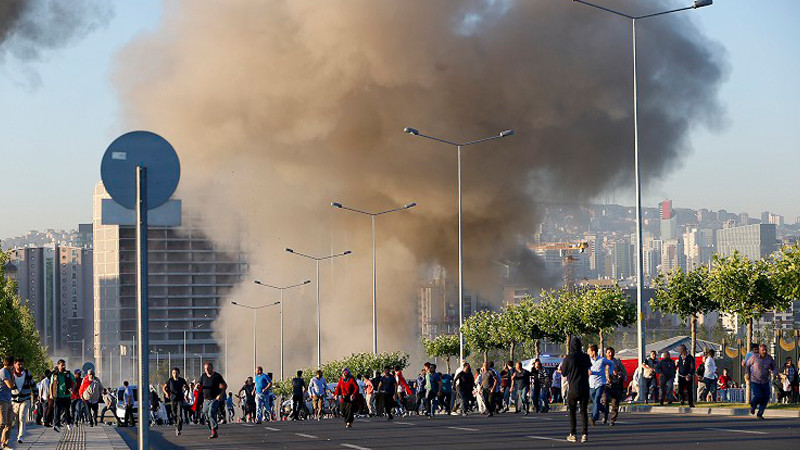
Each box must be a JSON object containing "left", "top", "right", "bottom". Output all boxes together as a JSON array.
[
  {"left": 527, "top": 435, "right": 566, "bottom": 442},
  {"left": 241, "top": 423, "right": 255, "bottom": 427},
  {"left": 341, "top": 444, "right": 372, "bottom": 450},
  {"left": 264, "top": 426, "right": 280, "bottom": 431},
  {"left": 448, "top": 426, "right": 478, "bottom": 432},
  {"left": 703, "top": 427, "right": 767, "bottom": 435},
  {"left": 394, "top": 421, "right": 415, "bottom": 426},
  {"left": 296, "top": 433, "right": 319, "bottom": 439}
]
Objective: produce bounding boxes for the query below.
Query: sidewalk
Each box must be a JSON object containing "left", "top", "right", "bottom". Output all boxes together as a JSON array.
[
  {"left": 14, "top": 424, "right": 129, "bottom": 450},
  {"left": 547, "top": 403, "right": 800, "bottom": 418}
]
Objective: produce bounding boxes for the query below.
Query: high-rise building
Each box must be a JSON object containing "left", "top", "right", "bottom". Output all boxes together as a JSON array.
[
  {"left": 716, "top": 223, "right": 778, "bottom": 261},
  {"left": 659, "top": 199, "right": 678, "bottom": 240},
  {"left": 683, "top": 227, "right": 713, "bottom": 271},
  {"left": 7, "top": 245, "right": 93, "bottom": 361},
  {"left": 660, "top": 239, "right": 681, "bottom": 274},
  {"left": 92, "top": 182, "right": 246, "bottom": 385},
  {"left": 611, "top": 239, "right": 632, "bottom": 281},
  {"left": 641, "top": 234, "right": 661, "bottom": 284}
]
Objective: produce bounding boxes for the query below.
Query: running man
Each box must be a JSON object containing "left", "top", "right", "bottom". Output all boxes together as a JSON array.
[
  {"left": 745, "top": 344, "right": 776, "bottom": 419},
  {"left": 163, "top": 368, "right": 188, "bottom": 436},
  {"left": 254, "top": 367, "right": 272, "bottom": 423},
  {"left": 199, "top": 362, "right": 227, "bottom": 439},
  {"left": 588, "top": 344, "right": 612, "bottom": 425},
  {"left": 604, "top": 347, "right": 626, "bottom": 426},
  {"left": 309, "top": 370, "right": 328, "bottom": 420}
]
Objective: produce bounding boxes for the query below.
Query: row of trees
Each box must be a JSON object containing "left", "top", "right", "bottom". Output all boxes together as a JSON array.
[
  {"left": 652, "top": 246, "right": 800, "bottom": 359},
  {"left": 451, "top": 285, "right": 635, "bottom": 364},
  {"left": 272, "top": 351, "right": 409, "bottom": 397}
]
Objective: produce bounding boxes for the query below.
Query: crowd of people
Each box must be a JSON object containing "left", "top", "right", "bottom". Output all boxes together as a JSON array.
[{"left": 0, "top": 340, "right": 791, "bottom": 447}]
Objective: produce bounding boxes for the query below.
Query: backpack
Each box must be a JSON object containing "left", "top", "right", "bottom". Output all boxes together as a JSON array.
[{"left": 696, "top": 363, "right": 705, "bottom": 378}]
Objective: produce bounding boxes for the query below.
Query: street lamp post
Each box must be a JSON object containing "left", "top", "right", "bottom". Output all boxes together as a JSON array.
[
  {"left": 254, "top": 280, "right": 312, "bottom": 379},
  {"left": 403, "top": 127, "right": 514, "bottom": 363},
  {"left": 231, "top": 300, "right": 281, "bottom": 372},
  {"left": 331, "top": 201, "right": 416, "bottom": 354},
  {"left": 285, "top": 248, "right": 352, "bottom": 368},
  {"left": 571, "top": 0, "right": 713, "bottom": 400}
]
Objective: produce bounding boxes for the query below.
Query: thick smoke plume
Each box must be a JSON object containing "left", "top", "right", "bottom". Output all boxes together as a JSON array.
[
  {"left": 1, "top": 0, "right": 112, "bottom": 85},
  {"left": 114, "top": 0, "right": 726, "bottom": 379}
]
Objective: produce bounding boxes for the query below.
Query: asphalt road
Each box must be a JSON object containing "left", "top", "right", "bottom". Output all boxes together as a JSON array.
[{"left": 116, "top": 411, "right": 799, "bottom": 449}]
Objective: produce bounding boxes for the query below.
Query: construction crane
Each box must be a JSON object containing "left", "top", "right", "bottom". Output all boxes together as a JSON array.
[{"left": 529, "top": 242, "right": 589, "bottom": 289}]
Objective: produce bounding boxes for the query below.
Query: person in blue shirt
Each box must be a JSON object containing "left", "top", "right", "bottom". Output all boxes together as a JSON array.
[
  {"left": 587, "top": 344, "right": 613, "bottom": 425},
  {"left": 253, "top": 366, "right": 272, "bottom": 423},
  {"left": 225, "top": 393, "right": 235, "bottom": 423}
]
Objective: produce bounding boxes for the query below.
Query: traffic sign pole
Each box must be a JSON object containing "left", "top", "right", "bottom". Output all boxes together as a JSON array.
[{"left": 136, "top": 165, "right": 149, "bottom": 450}]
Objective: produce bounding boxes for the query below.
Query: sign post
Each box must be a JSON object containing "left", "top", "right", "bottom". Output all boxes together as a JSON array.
[{"left": 102, "top": 131, "right": 180, "bottom": 450}]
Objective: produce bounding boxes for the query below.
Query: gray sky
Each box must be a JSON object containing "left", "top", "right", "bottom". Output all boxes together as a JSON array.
[{"left": 1, "top": 0, "right": 798, "bottom": 239}]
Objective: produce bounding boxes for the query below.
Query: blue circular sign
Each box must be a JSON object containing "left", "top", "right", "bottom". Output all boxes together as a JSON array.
[{"left": 101, "top": 131, "right": 180, "bottom": 210}]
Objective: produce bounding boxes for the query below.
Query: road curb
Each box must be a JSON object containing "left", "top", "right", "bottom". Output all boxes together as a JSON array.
[{"left": 547, "top": 404, "right": 800, "bottom": 418}]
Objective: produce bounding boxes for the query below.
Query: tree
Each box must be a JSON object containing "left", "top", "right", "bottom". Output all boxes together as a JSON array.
[
  {"left": 461, "top": 310, "right": 504, "bottom": 364},
  {"left": 579, "top": 285, "right": 635, "bottom": 351},
  {"left": 652, "top": 265, "right": 718, "bottom": 358},
  {"left": 0, "top": 249, "right": 51, "bottom": 376},
  {"left": 708, "top": 251, "right": 790, "bottom": 403},
  {"left": 535, "top": 287, "right": 587, "bottom": 350},
  {"left": 420, "top": 334, "right": 460, "bottom": 373},
  {"left": 708, "top": 252, "right": 789, "bottom": 348},
  {"left": 773, "top": 244, "right": 800, "bottom": 301}
]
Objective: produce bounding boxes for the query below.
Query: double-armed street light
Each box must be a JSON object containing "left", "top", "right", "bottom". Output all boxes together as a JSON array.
[
  {"left": 183, "top": 323, "right": 206, "bottom": 379},
  {"left": 230, "top": 300, "right": 281, "bottom": 372},
  {"left": 254, "top": 279, "right": 312, "bottom": 379},
  {"left": 331, "top": 201, "right": 416, "bottom": 354},
  {"left": 285, "top": 248, "right": 352, "bottom": 368},
  {"left": 570, "top": 0, "right": 713, "bottom": 399},
  {"left": 403, "top": 127, "right": 514, "bottom": 364}
]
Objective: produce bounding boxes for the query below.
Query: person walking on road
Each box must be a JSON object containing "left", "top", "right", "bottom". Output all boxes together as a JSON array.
[
  {"left": 79, "top": 369, "right": 103, "bottom": 427},
  {"left": 50, "top": 360, "right": 75, "bottom": 432},
  {"left": 479, "top": 362, "right": 498, "bottom": 417},
  {"left": 377, "top": 367, "right": 397, "bottom": 420},
  {"left": 163, "top": 368, "right": 188, "bottom": 436},
  {"left": 533, "top": 359, "right": 551, "bottom": 413},
  {"left": 425, "top": 364, "right": 442, "bottom": 418},
  {"left": 561, "top": 337, "right": 591, "bottom": 443},
  {"left": 642, "top": 351, "right": 659, "bottom": 403},
  {"left": 745, "top": 344, "right": 776, "bottom": 419},
  {"left": 0, "top": 356, "right": 14, "bottom": 449},
  {"left": 99, "top": 389, "right": 115, "bottom": 424},
  {"left": 10, "top": 357, "right": 34, "bottom": 444},
  {"left": 199, "top": 362, "right": 227, "bottom": 439},
  {"left": 120, "top": 381, "right": 134, "bottom": 427},
  {"left": 783, "top": 358, "right": 798, "bottom": 404},
  {"left": 454, "top": 362, "right": 474, "bottom": 416},
  {"left": 309, "top": 370, "right": 328, "bottom": 420},
  {"left": 588, "top": 344, "right": 612, "bottom": 425},
  {"left": 604, "top": 347, "right": 626, "bottom": 426},
  {"left": 289, "top": 370, "right": 308, "bottom": 420},
  {"left": 511, "top": 361, "right": 530, "bottom": 415},
  {"left": 656, "top": 351, "right": 675, "bottom": 405},
  {"left": 334, "top": 368, "right": 360, "bottom": 428},
  {"left": 703, "top": 349, "right": 718, "bottom": 402},
  {"left": 676, "top": 345, "right": 696, "bottom": 407},
  {"left": 254, "top": 366, "right": 272, "bottom": 423}
]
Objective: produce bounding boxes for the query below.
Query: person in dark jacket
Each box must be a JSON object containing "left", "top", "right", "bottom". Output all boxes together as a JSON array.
[
  {"left": 656, "top": 351, "right": 676, "bottom": 405},
  {"left": 454, "top": 363, "right": 474, "bottom": 416},
  {"left": 676, "top": 345, "right": 696, "bottom": 407},
  {"left": 560, "top": 337, "right": 591, "bottom": 443}
]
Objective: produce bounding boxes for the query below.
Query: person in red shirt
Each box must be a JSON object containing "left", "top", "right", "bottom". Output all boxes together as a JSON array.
[
  {"left": 717, "top": 368, "right": 733, "bottom": 402},
  {"left": 334, "top": 368, "right": 360, "bottom": 428}
]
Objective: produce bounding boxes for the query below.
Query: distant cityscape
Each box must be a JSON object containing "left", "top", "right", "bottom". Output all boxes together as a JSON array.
[{"left": 3, "top": 195, "right": 799, "bottom": 381}]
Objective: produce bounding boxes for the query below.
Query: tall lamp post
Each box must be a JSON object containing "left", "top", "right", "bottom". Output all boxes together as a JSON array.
[
  {"left": 571, "top": 0, "right": 713, "bottom": 400},
  {"left": 230, "top": 300, "right": 281, "bottom": 372},
  {"left": 331, "top": 201, "right": 416, "bottom": 354},
  {"left": 403, "top": 127, "right": 514, "bottom": 363},
  {"left": 254, "top": 279, "right": 311, "bottom": 380},
  {"left": 286, "top": 248, "right": 352, "bottom": 368}
]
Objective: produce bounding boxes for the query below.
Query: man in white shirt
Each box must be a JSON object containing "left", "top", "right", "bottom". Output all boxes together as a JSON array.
[
  {"left": 703, "top": 349, "right": 718, "bottom": 403},
  {"left": 38, "top": 372, "right": 52, "bottom": 427}
]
